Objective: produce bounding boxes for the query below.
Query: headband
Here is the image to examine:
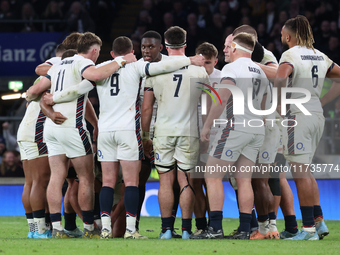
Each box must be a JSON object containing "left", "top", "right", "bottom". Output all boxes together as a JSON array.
[
  {"left": 165, "top": 41, "right": 187, "bottom": 49},
  {"left": 231, "top": 41, "right": 253, "bottom": 54}
]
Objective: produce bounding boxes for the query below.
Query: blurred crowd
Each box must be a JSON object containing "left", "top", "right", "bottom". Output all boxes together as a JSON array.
[
  {"left": 0, "top": 0, "right": 123, "bottom": 41},
  {"left": 130, "top": 0, "right": 340, "bottom": 68},
  {"left": 0, "top": 0, "right": 339, "bottom": 65},
  {"left": 0, "top": 122, "right": 23, "bottom": 177}
]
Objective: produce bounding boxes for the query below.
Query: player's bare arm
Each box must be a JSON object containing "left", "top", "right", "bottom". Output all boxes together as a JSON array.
[
  {"left": 82, "top": 53, "right": 137, "bottom": 81},
  {"left": 200, "top": 79, "right": 234, "bottom": 142},
  {"left": 26, "top": 76, "right": 52, "bottom": 101},
  {"left": 85, "top": 99, "right": 98, "bottom": 141},
  {"left": 256, "top": 62, "right": 278, "bottom": 82},
  {"left": 274, "top": 63, "right": 293, "bottom": 115},
  {"left": 35, "top": 63, "right": 52, "bottom": 76},
  {"left": 39, "top": 92, "right": 67, "bottom": 125},
  {"left": 322, "top": 64, "right": 340, "bottom": 106},
  {"left": 141, "top": 89, "right": 155, "bottom": 158}
]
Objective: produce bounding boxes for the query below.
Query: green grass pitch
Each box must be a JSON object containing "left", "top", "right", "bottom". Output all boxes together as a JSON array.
[{"left": 0, "top": 217, "right": 339, "bottom": 254}]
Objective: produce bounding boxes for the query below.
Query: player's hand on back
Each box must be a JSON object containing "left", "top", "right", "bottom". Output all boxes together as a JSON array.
[
  {"left": 189, "top": 55, "right": 205, "bottom": 66},
  {"left": 123, "top": 53, "right": 137, "bottom": 64},
  {"left": 43, "top": 93, "right": 55, "bottom": 106},
  {"left": 51, "top": 112, "right": 67, "bottom": 125}
]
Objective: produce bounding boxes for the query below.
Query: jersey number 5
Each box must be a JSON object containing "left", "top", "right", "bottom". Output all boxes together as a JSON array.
[
  {"left": 110, "top": 73, "right": 120, "bottom": 96},
  {"left": 173, "top": 74, "right": 182, "bottom": 97}
]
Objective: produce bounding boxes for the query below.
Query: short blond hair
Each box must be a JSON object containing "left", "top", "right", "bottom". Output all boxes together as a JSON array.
[{"left": 233, "top": 32, "right": 255, "bottom": 52}]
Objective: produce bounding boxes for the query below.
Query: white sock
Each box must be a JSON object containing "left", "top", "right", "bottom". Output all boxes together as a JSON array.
[
  {"left": 84, "top": 223, "right": 94, "bottom": 231},
  {"left": 269, "top": 219, "right": 278, "bottom": 232},
  {"left": 101, "top": 216, "right": 111, "bottom": 232},
  {"left": 52, "top": 221, "right": 63, "bottom": 231},
  {"left": 258, "top": 219, "right": 269, "bottom": 235},
  {"left": 34, "top": 217, "right": 47, "bottom": 234},
  {"left": 126, "top": 216, "right": 136, "bottom": 233},
  {"left": 27, "top": 219, "right": 35, "bottom": 232},
  {"left": 303, "top": 226, "right": 316, "bottom": 234},
  {"left": 94, "top": 219, "right": 102, "bottom": 230}
]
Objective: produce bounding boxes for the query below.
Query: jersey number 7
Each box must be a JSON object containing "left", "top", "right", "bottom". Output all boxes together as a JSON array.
[{"left": 173, "top": 74, "right": 182, "bottom": 97}]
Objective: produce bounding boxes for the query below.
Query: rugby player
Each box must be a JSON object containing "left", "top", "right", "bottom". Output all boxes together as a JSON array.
[
  {"left": 193, "top": 42, "right": 221, "bottom": 235},
  {"left": 195, "top": 32, "right": 268, "bottom": 239},
  {"left": 142, "top": 26, "right": 210, "bottom": 239},
  {"left": 274, "top": 15, "right": 339, "bottom": 240}
]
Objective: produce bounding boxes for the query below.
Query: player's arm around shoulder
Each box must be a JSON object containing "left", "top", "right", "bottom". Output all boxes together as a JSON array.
[
  {"left": 82, "top": 53, "right": 137, "bottom": 81},
  {"left": 256, "top": 62, "right": 278, "bottom": 82},
  {"left": 44, "top": 79, "right": 96, "bottom": 105},
  {"left": 35, "top": 63, "right": 52, "bottom": 76},
  {"left": 26, "top": 76, "right": 52, "bottom": 102},
  {"left": 141, "top": 54, "right": 204, "bottom": 78}
]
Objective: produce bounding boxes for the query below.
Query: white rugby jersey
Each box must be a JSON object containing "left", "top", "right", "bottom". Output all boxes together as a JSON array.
[
  {"left": 279, "top": 46, "right": 334, "bottom": 115},
  {"left": 139, "top": 54, "right": 168, "bottom": 104},
  {"left": 261, "top": 47, "right": 278, "bottom": 66},
  {"left": 198, "top": 68, "right": 222, "bottom": 129},
  {"left": 45, "top": 56, "right": 61, "bottom": 66},
  {"left": 210, "top": 68, "right": 223, "bottom": 125},
  {"left": 220, "top": 57, "right": 269, "bottom": 135},
  {"left": 145, "top": 56, "right": 210, "bottom": 137},
  {"left": 45, "top": 54, "right": 95, "bottom": 129},
  {"left": 139, "top": 55, "right": 168, "bottom": 136},
  {"left": 95, "top": 56, "right": 190, "bottom": 132},
  {"left": 17, "top": 56, "right": 62, "bottom": 142}
]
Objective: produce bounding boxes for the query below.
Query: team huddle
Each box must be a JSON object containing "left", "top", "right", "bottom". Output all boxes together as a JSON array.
[{"left": 19, "top": 14, "right": 340, "bottom": 240}]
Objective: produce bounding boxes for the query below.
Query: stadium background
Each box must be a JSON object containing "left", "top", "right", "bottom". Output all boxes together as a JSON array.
[{"left": 0, "top": 0, "right": 340, "bottom": 219}]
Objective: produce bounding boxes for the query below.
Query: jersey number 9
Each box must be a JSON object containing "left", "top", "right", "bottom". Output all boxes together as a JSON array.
[{"left": 110, "top": 73, "right": 120, "bottom": 96}]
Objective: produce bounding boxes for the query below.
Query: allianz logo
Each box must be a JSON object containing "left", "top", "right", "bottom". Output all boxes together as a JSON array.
[{"left": 0, "top": 42, "right": 56, "bottom": 62}]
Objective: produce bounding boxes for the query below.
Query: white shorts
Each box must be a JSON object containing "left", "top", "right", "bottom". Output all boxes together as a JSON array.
[
  {"left": 283, "top": 113, "right": 324, "bottom": 164},
  {"left": 210, "top": 129, "right": 264, "bottom": 163},
  {"left": 257, "top": 124, "right": 280, "bottom": 164},
  {"left": 97, "top": 131, "right": 143, "bottom": 162},
  {"left": 153, "top": 136, "right": 199, "bottom": 172},
  {"left": 44, "top": 126, "right": 92, "bottom": 158},
  {"left": 17, "top": 141, "right": 48, "bottom": 160}
]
